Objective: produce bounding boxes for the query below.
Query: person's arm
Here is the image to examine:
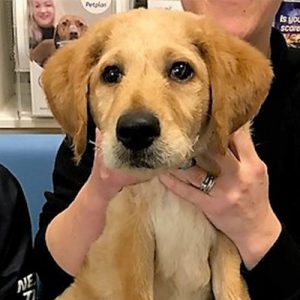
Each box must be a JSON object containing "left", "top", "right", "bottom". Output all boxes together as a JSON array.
[
  {"left": 160, "top": 128, "right": 281, "bottom": 267},
  {"left": 159, "top": 128, "right": 300, "bottom": 299},
  {"left": 241, "top": 226, "right": 300, "bottom": 300},
  {"left": 34, "top": 135, "right": 94, "bottom": 297},
  {"left": 0, "top": 165, "right": 36, "bottom": 300},
  {"left": 241, "top": 69, "right": 300, "bottom": 300},
  {"left": 34, "top": 130, "right": 141, "bottom": 298}
]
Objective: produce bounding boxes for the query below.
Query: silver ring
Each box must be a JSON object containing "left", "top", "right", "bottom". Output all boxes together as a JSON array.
[{"left": 199, "top": 174, "right": 215, "bottom": 194}]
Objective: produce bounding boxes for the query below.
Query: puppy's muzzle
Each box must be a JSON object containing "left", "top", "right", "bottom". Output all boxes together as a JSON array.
[{"left": 116, "top": 110, "right": 161, "bottom": 151}]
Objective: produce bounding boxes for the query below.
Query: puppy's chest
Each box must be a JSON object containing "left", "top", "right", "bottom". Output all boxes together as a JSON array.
[{"left": 137, "top": 179, "right": 217, "bottom": 300}]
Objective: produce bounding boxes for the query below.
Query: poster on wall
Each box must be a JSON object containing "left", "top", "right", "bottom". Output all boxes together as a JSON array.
[
  {"left": 28, "top": 0, "right": 116, "bottom": 116},
  {"left": 275, "top": 0, "right": 300, "bottom": 48}
]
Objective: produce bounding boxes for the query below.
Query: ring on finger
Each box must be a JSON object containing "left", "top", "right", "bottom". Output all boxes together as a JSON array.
[{"left": 199, "top": 174, "right": 215, "bottom": 194}]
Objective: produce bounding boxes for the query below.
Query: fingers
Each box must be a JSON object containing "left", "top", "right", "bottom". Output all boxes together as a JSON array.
[
  {"left": 229, "top": 127, "right": 259, "bottom": 162},
  {"left": 93, "top": 129, "right": 143, "bottom": 189},
  {"left": 169, "top": 166, "right": 207, "bottom": 189},
  {"left": 159, "top": 174, "right": 209, "bottom": 206}
]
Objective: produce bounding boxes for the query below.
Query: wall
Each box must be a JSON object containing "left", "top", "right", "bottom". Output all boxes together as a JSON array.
[{"left": 0, "top": 0, "right": 15, "bottom": 105}]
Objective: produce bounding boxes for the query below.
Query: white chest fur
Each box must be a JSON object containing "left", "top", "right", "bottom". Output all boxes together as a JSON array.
[
  {"left": 60, "top": 178, "right": 246, "bottom": 300},
  {"left": 142, "top": 179, "right": 217, "bottom": 300}
]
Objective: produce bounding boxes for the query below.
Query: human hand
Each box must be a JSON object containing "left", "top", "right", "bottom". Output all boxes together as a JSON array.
[
  {"left": 45, "top": 129, "right": 145, "bottom": 276},
  {"left": 87, "top": 128, "right": 143, "bottom": 203},
  {"left": 159, "top": 128, "right": 282, "bottom": 269}
]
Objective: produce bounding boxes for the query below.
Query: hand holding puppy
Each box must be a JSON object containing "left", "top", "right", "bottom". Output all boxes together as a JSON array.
[
  {"left": 88, "top": 129, "right": 143, "bottom": 202},
  {"left": 159, "top": 128, "right": 282, "bottom": 269},
  {"left": 46, "top": 129, "right": 142, "bottom": 276}
]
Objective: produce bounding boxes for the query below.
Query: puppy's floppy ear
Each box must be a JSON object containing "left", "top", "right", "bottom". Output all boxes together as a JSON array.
[
  {"left": 42, "top": 23, "right": 108, "bottom": 162},
  {"left": 189, "top": 16, "right": 273, "bottom": 153}
]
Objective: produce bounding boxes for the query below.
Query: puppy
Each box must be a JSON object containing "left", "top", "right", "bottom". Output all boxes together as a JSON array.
[
  {"left": 30, "top": 15, "right": 88, "bottom": 66},
  {"left": 54, "top": 15, "right": 88, "bottom": 48},
  {"left": 42, "top": 9, "right": 273, "bottom": 300}
]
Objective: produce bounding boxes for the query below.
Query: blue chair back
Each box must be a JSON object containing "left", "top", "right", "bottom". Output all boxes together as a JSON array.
[{"left": 0, "top": 133, "right": 63, "bottom": 234}]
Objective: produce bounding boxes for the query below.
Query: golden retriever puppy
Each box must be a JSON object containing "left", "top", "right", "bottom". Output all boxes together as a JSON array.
[{"left": 42, "top": 8, "right": 273, "bottom": 300}]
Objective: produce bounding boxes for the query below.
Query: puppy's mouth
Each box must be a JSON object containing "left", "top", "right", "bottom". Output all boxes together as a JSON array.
[
  {"left": 114, "top": 142, "right": 195, "bottom": 171},
  {"left": 115, "top": 147, "right": 165, "bottom": 169}
]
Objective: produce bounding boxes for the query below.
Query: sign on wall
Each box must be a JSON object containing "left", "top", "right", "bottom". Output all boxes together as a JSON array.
[{"left": 275, "top": 0, "right": 300, "bottom": 48}]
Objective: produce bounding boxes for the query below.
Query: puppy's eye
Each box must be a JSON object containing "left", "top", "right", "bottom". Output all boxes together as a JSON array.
[
  {"left": 169, "top": 61, "right": 194, "bottom": 81},
  {"left": 62, "top": 21, "right": 67, "bottom": 26},
  {"left": 102, "top": 65, "right": 123, "bottom": 84}
]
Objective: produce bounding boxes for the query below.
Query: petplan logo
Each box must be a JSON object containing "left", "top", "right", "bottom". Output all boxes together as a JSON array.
[{"left": 81, "top": 0, "right": 111, "bottom": 14}]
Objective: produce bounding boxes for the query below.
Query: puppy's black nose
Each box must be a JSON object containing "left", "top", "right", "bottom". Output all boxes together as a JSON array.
[{"left": 116, "top": 110, "right": 160, "bottom": 151}]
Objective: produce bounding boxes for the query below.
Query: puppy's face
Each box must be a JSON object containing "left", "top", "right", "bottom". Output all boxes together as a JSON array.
[
  {"left": 56, "top": 15, "right": 88, "bottom": 41},
  {"left": 88, "top": 22, "right": 211, "bottom": 171},
  {"left": 43, "top": 9, "right": 273, "bottom": 173}
]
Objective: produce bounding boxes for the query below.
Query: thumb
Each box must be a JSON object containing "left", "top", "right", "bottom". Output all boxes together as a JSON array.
[{"left": 229, "top": 127, "right": 259, "bottom": 162}]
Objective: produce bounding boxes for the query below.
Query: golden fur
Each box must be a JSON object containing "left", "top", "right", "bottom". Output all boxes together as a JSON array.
[{"left": 42, "top": 9, "right": 273, "bottom": 300}]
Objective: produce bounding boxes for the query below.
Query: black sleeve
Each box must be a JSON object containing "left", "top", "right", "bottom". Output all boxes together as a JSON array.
[
  {"left": 242, "top": 226, "right": 300, "bottom": 300},
  {"left": 0, "top": 165, "right": 37, "bottom": 300},
  {"left": 34, "top": 134, "right": 94, "bottom": 299},
  {"left": 242, "top": 56, "right": 300, "bottom": 300}
]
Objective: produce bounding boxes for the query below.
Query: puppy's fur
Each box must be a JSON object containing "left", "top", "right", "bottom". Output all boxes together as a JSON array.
[{"left": 43, "top": 9, "right": 273, "bottom": 300}]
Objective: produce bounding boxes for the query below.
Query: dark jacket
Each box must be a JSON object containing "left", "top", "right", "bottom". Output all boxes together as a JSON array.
[
  {"left": 0, "top": 165, "right": 36, "bottom": 300},
  {"left": 34, "top": 28, "right": 300, "bottom": 300}
]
